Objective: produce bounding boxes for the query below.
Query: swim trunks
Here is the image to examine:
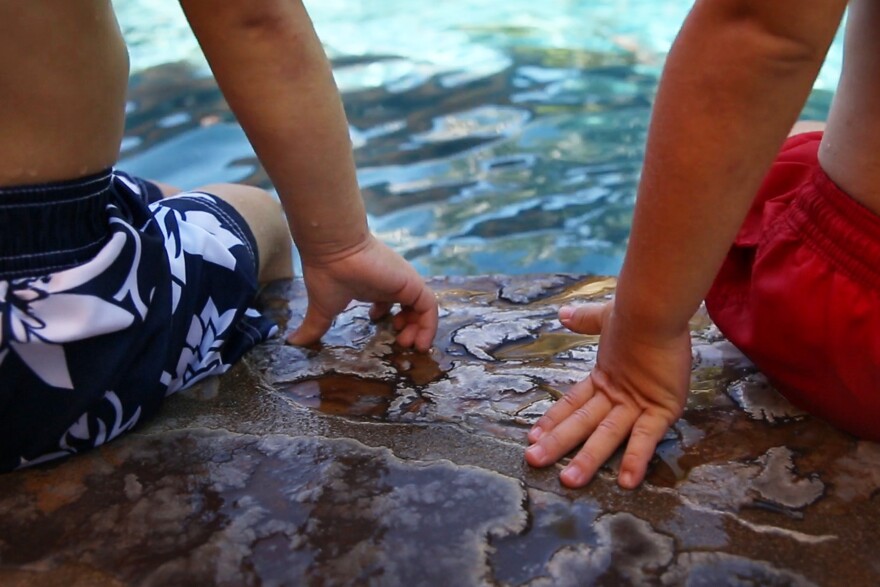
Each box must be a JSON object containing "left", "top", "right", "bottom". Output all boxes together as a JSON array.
[
  {"left": 706, "top": 131, "right": 880, "bottom": 440},
  {"left": 0, "top": 169, "right": 278, "bottom": 472}
]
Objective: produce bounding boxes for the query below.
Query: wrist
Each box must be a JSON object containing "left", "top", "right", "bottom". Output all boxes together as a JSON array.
[
  {"left": 296, "top": 228, "right": 373, "bottom": 267},
  {"left": 611, "top": 290, "right": 693, "bottom": 343}
]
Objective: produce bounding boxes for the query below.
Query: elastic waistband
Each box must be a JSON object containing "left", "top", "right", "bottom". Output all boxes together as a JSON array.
[
  {"left": 789, "top": 168, "right": 880, "bottom": 291},
  {"left": 0, "top": 169, "right": 113, "bottom": 279}
]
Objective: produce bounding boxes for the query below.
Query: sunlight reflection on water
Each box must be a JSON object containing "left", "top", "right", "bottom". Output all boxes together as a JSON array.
[{"left": 115, "top": 0, "right": 842, "bottom": 276}]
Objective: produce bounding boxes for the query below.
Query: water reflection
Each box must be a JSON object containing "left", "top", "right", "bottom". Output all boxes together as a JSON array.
[{"left": 118, "top": 5, "right": 835, "bottom": 277}]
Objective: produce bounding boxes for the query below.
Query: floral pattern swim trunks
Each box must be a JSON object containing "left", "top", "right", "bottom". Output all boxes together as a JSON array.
[{"left": 0, "top": 169, "right": 278, "bottom": 472}]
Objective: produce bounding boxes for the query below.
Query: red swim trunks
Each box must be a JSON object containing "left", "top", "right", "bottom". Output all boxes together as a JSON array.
[{"left": 706, "top": 131, "right": 880, "bottom": 440}]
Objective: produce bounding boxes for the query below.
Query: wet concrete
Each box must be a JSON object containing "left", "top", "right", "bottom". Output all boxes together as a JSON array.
[{"left": 1, "top": 275, "right": 878, "bottom": 586}]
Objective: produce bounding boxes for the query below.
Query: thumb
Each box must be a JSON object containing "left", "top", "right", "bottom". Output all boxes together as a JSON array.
[
  {"left": 287, "top": 304, "right": 333, "bottom": 346},
  {"left": 558, "top": 303, "right": 607, "bottom": 335}
]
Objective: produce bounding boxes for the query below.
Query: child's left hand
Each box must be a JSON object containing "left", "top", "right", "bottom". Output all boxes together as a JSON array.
[{"left": 525, "top": 300, "right": 691, "bottom": 488}]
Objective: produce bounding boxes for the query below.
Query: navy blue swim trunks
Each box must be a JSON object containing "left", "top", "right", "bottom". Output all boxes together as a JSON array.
[{"left": 0, "top": 169, "right": 279, "bottom": 472}]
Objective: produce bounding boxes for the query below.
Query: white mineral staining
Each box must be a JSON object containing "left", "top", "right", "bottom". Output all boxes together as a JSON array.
[
  {"left": 650, "top": 423, "right": 703, "bottom": 483},
  {"left": 267, "top": 306, "right": 399, "bottom": 384},
  {"left": 828, "top": 441, "right": 880, "bottom": 501},
  {"left": 3, "top": 431, "right": 530, "bottom": 587},
  {"left": 514, "top": 397, "right": 556, "bottom": 423},
  {"left": 123, "top": 473, "right": 143, "bottom": 501},
  {"left": 728, "top": 374, "right": 807, "bottom": 423},
  {"left": 679, "top": 446, "right": 824, "bottom": 513},
  {"left": 452, "top": 310, "right": 546, "bottom": 361},
  {"left": 661, "top": 552, "right": 819, "bottom": 587},
  {"left": 691, "top": 339, "right": 752, "bottom": 370},
  {"left": 386, "top": 385, "right": 423, "bottom": 419},
  {"left": 674, "top": 419, "right": 705, "bottom": 448},
  {"left": 657, "top": 505, "right": 729, "bottom": 550},
  {"left": 499, "top": 275, "right": 572, "bottom": 304},
  {"left": 427, "top": 364, "right": 534, "bottom": 399},
  {"left": 419, "top": 363, "right": 538, "bottom": 430},
  {"left": 491, "top": 489, "right": 603, "bottom": 584},
  {"left": 553, "top": 343, "right": 598, "bottom": 363},
  {"left": 244, "top": 435, "right": 526, "bottom": 586},
  {"left": 752, "top": 447, "right": 824, "bottom": 509},
  {"left": 525, "top": 513, "right": 675, "bottom": 587},
  {"left": 679, "top": 461, "right": 759, "bottom": 511}
]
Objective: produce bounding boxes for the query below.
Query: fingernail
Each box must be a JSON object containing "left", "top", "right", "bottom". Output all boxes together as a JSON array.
[
  {"left": 526, "top": 445, "right": 546, "bottom": 463},
  {"left": 558, "top": 306, "right": 574, "bottom": 321},
  {"left": 529, "top": 426, "right": 544, "bottom": 442},
  {"left": 562, "top": 465, "right": 586, "bottom": 486},
  {"left": 619, "top": 472, "right": 634, "bottom": 488}
]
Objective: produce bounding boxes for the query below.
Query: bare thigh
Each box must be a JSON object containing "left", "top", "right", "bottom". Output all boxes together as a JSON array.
[
  {"left": 152, "top": 180, "right": 182, "bottom": 197},
  {"left": 158, "top": 181, "right": 293, "bottom": 283}
]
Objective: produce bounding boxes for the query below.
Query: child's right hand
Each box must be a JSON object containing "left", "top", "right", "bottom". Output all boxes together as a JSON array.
[
  {"left": 525, "top": 300, "right": 691, "bottom": 489},
  {"left": 287, "top": 234, "right": 438, "bottom": 352}
]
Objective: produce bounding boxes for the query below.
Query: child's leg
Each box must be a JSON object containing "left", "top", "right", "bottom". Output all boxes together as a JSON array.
[
  {"left": 135, "top": 172, "right": 293, "bottom": 283},
  {"left": 153, "top": 180, "right": 182, "bottom": 197},
  {"left": 185, "top": 183, "right": 293, "bottom": 284}
]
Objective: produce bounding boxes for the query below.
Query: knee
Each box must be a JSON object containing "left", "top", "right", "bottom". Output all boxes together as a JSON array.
[
  {"left": 196, "top": 183, "right": 286, "bottom": 233},
  {"left": 191, "top": 183, "right": 293, "bottom": 282}
]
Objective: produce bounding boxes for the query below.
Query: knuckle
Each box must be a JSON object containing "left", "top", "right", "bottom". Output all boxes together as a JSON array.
[
  {"left": 596, "top": 417, "right": 621, "bottom": 436},
  {"left": 629, "top": 423, "right": 657, "bottom": 440},
  {"left": 621, "top": 449, "right": 645, "bottom": 466},
  {"left": 534, "top": 415, "right": 557, "bottom": 435},
  {"left": 540, "top": 430, "right": 563, "bottom": 451},
  {"left": 560, "top": 392, "right": 582, "bottom": 410},
  {"left": 571, "top": 450, "right": 598, "bottom": 471},
  {"left": 570, "top": 406, "right": 597, "bottom": 428}
]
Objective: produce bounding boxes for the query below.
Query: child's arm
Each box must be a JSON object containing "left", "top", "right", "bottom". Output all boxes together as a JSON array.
[
  {"left": 526, "top": 0, "right": 848, "bottom": 488},
  {"left": 178, "top": 0, "right": 437, "bottom": 350}
]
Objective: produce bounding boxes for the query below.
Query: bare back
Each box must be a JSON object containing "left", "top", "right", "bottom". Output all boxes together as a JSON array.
[
  {"left": 0, "top": 0, "right": 129, "bottom": 186},
  {"left": 821, "top": 0, "right": 880, "bottom": 215}
]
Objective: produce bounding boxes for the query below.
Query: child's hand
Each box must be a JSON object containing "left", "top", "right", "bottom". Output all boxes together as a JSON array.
[
  {"left": 525, "top": 301, "right": 691, "bottom": 489},
  {"left": 287, "top": 235, "right": 438, "bottom": 351}
]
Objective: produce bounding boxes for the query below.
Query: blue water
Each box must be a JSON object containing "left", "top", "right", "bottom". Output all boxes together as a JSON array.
[{"left": 116, "top": 0, "right": 842, "bottom": 276}]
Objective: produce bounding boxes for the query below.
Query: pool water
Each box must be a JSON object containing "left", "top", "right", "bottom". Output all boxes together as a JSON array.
[{"left": 115, "top": 0, "right": 842, "bottom": 276}]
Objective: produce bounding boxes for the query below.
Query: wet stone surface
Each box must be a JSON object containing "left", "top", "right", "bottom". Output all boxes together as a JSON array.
[{"left": 2, "top": 275, "right": 879, "bottom": 586}]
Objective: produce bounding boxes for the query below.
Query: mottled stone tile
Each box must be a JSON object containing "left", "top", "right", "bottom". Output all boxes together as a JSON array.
[
  {"left": 0, "top": 430, "right": 525, "bottom": 587},
  {"left": 2, "top": 275, "right": 878, "bottom": 586}
]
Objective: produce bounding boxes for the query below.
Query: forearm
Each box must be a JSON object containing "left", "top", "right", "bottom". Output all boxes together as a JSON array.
[
  {"left": 179, "top": 0, "right": 368, "bottom": 260},
  {"left": 614, "top": 0, "right": 847, "bottom": 337}
]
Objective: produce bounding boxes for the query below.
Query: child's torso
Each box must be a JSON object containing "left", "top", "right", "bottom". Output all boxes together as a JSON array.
[{"left": 0, "top": 0, "right": 130, "bottom": 187}]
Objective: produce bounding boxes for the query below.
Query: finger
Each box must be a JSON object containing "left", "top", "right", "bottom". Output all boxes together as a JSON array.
[
  {"left": 395, "top": 322, "right": 420, "bottom": 348},
  {"left": 286, "top": 305, "right": 333, "bottom": 346},
  {"left": 525, "top": 392, "right": 612, "bottom": 468},
  {"left": 558, "top": 303, "right": 606, "bottom": 335},
  {"left": 392, "top": 308, "right": 409, "bottom": 331},
  {"left": 370, "top": 302, "right": 393, "bottom": 321},
  {"left": 408, "top": 282, "right": 439, "bottom": 316},
  {"left": 528, "top": 376, "right": 596, "bottom": 443},
  {"left": 559, "top": 405, "right": 637, "bottom": 488},
  {"left": 397, "top": 318, "right": 436, "bottom": 352},
  {"left": 397, "top": 285, "right": 438, "bottom": 352},
  {"left": 617, "top": 414, "right": 674, "bottom": 489},
  {"left": 413, "top": 321, "right": 436, "bottom": 353}
]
